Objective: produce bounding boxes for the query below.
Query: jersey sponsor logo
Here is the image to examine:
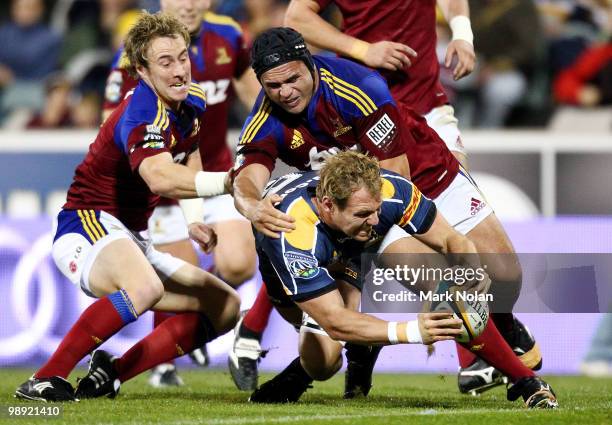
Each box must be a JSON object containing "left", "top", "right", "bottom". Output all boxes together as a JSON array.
[
  {"left": 291, "top": 130, "right": 305, "bottom": 149},
  {"left": 305, "top": 145, "right": 361, "bottom": 170},
  {"left": 215, "top": 47, "right": 232, "bottom": 65},
  {"left": 105, "top": 70, "right": 123, "bottom": 103},
  {"left": 284, "top": 251, "right": 319, "bottom": 279},
  {"left": 470, "top": 197, "right": 485, "bottom": 216},
  {"left": 366, "top": 113, "right": 396, "bottom": 149},
  {"left": 142, "top": 141, "right": 165, "bottom": 149},
  {"left": 331, "top": 118, "right": 352, "bottom": 138},
  {"left": 199, "top": 79, "right": 230, "bottom": 105}
]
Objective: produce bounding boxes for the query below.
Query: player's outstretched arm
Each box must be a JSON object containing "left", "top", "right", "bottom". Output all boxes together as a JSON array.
[
  {"left": 233, "top": 163, "right": 295, "bottom": 238},
  {"left": 285, "top": 0, "right": 415, "bottom": 71},
  {"left": 437, "top": 0, "right": 475, "bottom": 80},
  {"left": 139, "top": 151, "right": 228, "bottom": 199},
  {"left": 298, "top": 289, "right": 462, "bottom": 345}
]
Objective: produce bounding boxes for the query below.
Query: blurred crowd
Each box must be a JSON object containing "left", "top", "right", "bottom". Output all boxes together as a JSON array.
[{"left": 0, "top": 0, "right": 610, "bottom": 130}]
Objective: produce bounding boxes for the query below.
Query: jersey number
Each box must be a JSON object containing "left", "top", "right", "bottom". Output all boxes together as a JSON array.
[{"left": 199, "top": 79, "right": 230, "bottom": 105}]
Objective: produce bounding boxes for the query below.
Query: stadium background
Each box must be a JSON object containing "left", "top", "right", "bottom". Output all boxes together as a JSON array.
[{"left": 0, "top": 0, "right": 611, "bottom": 379}]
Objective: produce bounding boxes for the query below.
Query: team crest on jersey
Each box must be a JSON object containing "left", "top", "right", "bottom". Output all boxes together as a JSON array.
[
  {"left": 366, "top": 113, "right": 396, "bottom": 149},
  {"left": 215, "top": 47, "right": 232, "bottom": 65},
  {"left": 331, "top": 117, "right": 352, "bottom": 138},
  {"left": 190, "top": 118, "right": 200, "bottom": 137},
  {"left": 142, "top": 141, "right": 165, "bottom": 149},
  {"left": 285, "top": 251, "right": 319, "bottom": 279},
  {"left": 291, "top": 130, "right": 305, "bottom": 149},
  {"left": 145, "top": 125, "right": 164, "bottom": 142}
]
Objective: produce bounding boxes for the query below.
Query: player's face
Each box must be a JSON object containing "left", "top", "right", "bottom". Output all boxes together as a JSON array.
[
  {"left": 138, "top": 36, "right": 191, "bottom": 110},
  {"left": 330, "top": 187, "right": 381, "bottom": 242},
  {"left": 161, "top": 0, "right": 210, "bottom": 34},
  {"left": 261, "top": 61, "right": 314, "bottom": 114}
]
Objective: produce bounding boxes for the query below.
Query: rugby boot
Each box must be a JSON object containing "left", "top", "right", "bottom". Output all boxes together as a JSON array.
[
  {"left": 344, "top": 344, "right": 383, "bottom": 399},
  {"left": 507, "top": 376, "right": 558, "bottom": 409},
  {"left": 15, "top": 376, "right": 76, "bottom": 402},
  {"left": 249, "top": 357, "right": 313, "bottom": 403},
  {"left": 458, "top": 357, "right": 509, "bottom": 395},
  {"left": 148, "top": 363, "right": 184, "bottom": 388},
  {"left": 75, "top": 350, "right": 120, "bottom": 399}
]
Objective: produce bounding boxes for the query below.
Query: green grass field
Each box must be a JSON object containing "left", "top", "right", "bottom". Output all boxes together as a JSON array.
[{"left": 0, "top": 369, "right": 610, "bottom": 425}]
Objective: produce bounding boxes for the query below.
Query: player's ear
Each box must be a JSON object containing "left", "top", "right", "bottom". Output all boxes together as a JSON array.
[
  {"left": 135, "top": 64, "right": 149, "bottom": 81},
  {"left": 320, "top": 196, "right": 335, "bottom": 214}
]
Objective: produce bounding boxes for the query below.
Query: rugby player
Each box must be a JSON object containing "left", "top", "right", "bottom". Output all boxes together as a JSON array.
[
  {"left": 229, "top": 26, "right": 539, "bottom": 398},
  {"left": 15, "top": 12, "right": 240, "bottom": 402},
  {"left": 247, "top": 151, "right": 557, "bottom": 409},
  {"left": 103, "top": 0, "right": 260, "bottom": 384}
]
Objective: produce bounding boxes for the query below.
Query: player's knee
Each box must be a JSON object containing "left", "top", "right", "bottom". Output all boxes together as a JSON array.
[
  {"left": 217, "top": 258, "right": 257, "bottom": 287},
  {"left": 129, "top": 279, "right": 165, "bottom": 312},
  {"left": 302, "top": 355, "right": 342, "bottom": 381}
]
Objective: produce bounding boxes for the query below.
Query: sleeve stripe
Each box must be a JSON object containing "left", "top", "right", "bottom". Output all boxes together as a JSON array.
[
  {"left": 188, "top": 83, "right": 207, "bottom": 98},
  {"left": 398, "top": 188, "right": 421, "bottom": 228},
  {"left": 321, "top": 76, "right": 370, "bottom": 116},
  {"left": 320, "top": 68, "right": 377, "bottom": 115},
  {"left": 240, "top": 99, "right": 271, "bottom": 144},
  {"left": 153, "top": 99, "right": 170, "bottom": 130}
]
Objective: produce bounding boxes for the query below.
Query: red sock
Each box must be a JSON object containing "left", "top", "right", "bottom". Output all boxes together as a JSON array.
[
  {"left": 460, "top": 319, "right": 535, "bottom": 383},
  {"left": 153, "top": 311, "right": 175, "bottom": 365},
  {"left": 242, "top": 283, "right": 273, "bottom": 335},
  {"left": 36, "top": 295, "right": 135, "bottom": 379},
  {"left": 456, "top": 343, "right": 478, "bottom": 367},
  {"left": 115, "top": 313, "right": 216, "bottom": 382}
]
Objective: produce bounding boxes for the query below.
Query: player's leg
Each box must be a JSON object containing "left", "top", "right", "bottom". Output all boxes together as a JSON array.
[
  {"left": 423, "top": 104, "right": 468, "bottom": 168},
  {"left": 16, "top": 211, "right": 160, "bottom": 402},
  {"left": 75, "top": 258, "right": 241, "bottom": 399},
  {"left": 148, "top": 203, "right": 200, "bottom": 385}
]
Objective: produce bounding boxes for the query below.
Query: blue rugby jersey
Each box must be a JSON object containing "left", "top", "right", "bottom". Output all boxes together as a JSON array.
[{"left": 257, "top": 169, "right": 436, "bottom": 301}]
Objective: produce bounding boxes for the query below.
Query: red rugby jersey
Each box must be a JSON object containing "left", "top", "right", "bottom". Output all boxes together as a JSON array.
[
  {"left": 316, "top": 0, "right": 448, "bottom": 115},
  {"left": 65, "top": 81, "right": 207, "bottom": 231}
]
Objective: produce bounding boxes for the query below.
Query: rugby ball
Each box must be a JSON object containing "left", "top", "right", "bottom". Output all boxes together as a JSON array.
[{"left": 430, "top": 281, "right": 489, "bottom": 343}]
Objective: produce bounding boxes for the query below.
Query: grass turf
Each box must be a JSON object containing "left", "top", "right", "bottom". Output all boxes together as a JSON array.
[{"left": 0, "top": 369, "right": 610, "bottom": 424}]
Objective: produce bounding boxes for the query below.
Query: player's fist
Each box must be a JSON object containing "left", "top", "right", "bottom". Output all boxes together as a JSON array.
[{"left": 188, "top": 222, "right": 218, "bottom": 253}]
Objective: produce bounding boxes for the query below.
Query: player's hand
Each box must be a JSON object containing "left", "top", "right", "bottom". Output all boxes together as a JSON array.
[
  {"left": 417, "top": 312, "right": 463, "bottom": 345},
  {"left": 248, "top": 194, "right": 295, "bottom": 239},
  {"left": 364, "top": 41, "right": 417, "bottom": 71},
  {"left": 188, "top": 222, "right": 218, "bottom": 253},
  {"left": 445, "top": 40, "right": 476, "bottom": 80}
]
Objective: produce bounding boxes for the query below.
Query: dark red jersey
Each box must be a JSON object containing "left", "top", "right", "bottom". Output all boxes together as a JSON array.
[
  {"left": 104, "top": 12, "right": 250, "bottom": 172},
  {"left": 65, "top": 81, "right": 208, "bottom": 231},
  {"left": 316, "top": 0, "right": 448, "bottom": 115},
  {"left": 235, "top": 56, "right": 457, "bottom": 198}
]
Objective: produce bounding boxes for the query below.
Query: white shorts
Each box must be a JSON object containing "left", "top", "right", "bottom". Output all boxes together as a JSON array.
[
  {"left": 147, "top": 205, "right": 190, "bottom": 245},
  {"left": 423, "top": 104, "right": 466, "bottom": 155},
  {"left": 148, "top": 195, "right": 247, "bottom": 245},
  {"left": 378, "top": 169, "right": 493, "bottom": 252},
  {"left": 202, "top": 194, "right": 247, "bottom": 224},
  {"left": 52, "top": 209, "right": 185, "bottom": 297}
]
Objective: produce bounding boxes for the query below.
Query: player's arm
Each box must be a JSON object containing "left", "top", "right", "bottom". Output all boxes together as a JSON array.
[
  {"left": 379, "top": 155, "right": 410, "bottom": 180},
  {"left": 437, "top": 0, "right": 475, "bottom": 80},
  {"left": 233, "top": 163, "right": 296, "bottom": 238},
  {"left": 139, "top": 152, "right": 229, "bottom": 199},
  {"left": 284, "top": 0, "right": 416, "bottom": 71},
  {"left": 298, "top": 289, "right": 462, "bottom": 344}
]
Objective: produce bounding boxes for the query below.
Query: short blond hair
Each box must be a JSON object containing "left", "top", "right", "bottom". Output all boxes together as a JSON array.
[
  {"left": 124, "top": 11, "right": 190, "bottom": 78},
  {"left": 316, "top": 151, "right": 382, "bottom": 209}
]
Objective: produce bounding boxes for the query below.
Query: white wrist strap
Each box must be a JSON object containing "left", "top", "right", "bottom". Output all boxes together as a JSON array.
[
  {"left": 388, "top": 320, "right": 422, "bottom": 344},
  {"left": 450, "top": 16, "right": 473, "bottom": 45},
  {"left": 407, "top": 320, "right": 423, "bottom": 344},
  {"left": 194, "top": 171, "right": 227, "bottom": 197},
  {"left": 387, "top": 321, "right": 399, "bottom": 344},
  {"left": 179, "top": 198, "right": 205, "bottom": 225}
]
